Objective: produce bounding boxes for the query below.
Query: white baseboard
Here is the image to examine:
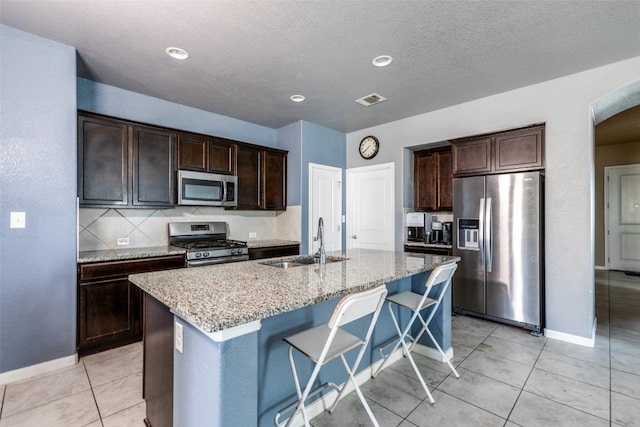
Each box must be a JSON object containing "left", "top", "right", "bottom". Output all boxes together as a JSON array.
[
  {"left": 0, "top": 353, "right": 78, "bottom": 385},
  {"left": 595, "top": 265, "right": 607, "bottom": 271},
  {"left": 544, "top": 318, "right": 596, "bottom": 348},
  {"left": 412, "top": 343, "right": 454, "bottom": 362}
]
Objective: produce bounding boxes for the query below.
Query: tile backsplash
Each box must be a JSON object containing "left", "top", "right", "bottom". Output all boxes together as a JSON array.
[{"left": 79, "top": 205, "right": 301, "bottom": 251}]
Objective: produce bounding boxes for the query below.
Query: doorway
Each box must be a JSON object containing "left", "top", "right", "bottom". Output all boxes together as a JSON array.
[
  {"left": 605, "top": 164, "right": 640, "bottom": 272},
  {"left": 308, "top": 163, "right": 343, "bottom": 255},
  {"left": 346, "top": 162, "right": 395, "bottom": 251}
]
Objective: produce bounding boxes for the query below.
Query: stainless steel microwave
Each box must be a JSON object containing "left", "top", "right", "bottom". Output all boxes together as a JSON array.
[{"left": 177, "top": 170, "right": 237, "bottom": 207}]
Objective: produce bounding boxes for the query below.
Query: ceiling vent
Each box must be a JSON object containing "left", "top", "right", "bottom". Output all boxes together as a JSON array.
[{"left": 355, "top": 93, "right": 387, "bottom": 107}]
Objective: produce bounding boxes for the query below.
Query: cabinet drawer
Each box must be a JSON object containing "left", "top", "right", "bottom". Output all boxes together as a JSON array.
[
  {"left": 248, "top": 244, "right": 299, "bottom": 260},
  {"left": 79, "top": 255, "right": 185, "bottom": 281}
]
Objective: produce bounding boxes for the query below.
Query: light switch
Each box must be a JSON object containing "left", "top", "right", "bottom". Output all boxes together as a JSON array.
[{"left": 10, "top": 212, "right": 26, "bottom": 229}]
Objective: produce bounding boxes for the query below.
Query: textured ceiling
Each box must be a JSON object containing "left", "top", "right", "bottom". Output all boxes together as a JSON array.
[{"left": 1, "top": 1, "right": 639, "bottom": 133}]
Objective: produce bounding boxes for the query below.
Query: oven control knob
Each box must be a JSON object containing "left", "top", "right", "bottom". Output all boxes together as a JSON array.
[
  {"left": 195, "top": 252, "right": 201, "bottom": 258},
  {"left": 203, "top": 252, "right": 209, "bottom": 258},
  {"left": 231, "top": 249, "right": 238, "bottom": 255}
]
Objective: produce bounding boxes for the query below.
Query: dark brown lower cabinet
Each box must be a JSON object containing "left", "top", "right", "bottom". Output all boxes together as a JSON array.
[
  {"left": 77, "top": 255, "right": 185, "bottom": 356},
  {"left": 143, "top": 293, "right": 174, "bottom": 427}
]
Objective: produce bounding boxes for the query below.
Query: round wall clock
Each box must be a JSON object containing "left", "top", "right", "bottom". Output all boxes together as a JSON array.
[{"left": 359, "top": 135, "right": 379, "bottom": 159}]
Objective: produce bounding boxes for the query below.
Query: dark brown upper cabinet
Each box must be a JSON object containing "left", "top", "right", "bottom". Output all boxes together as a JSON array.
[
  {"left": 263, "top": 150, "right": 287, "bottom": 210},
  {"left": 79, "top": 111, "right": 287, "bottom": 211},
  {"left": 235, "top": 145, "right": 287, "bottom": 210},
  {"left": 78, "top": 114, "right": 129, "bottom": 206},
  {"left": 78, "top": 112, "right": 176, "bottom": 208},
  {"left": 177, "top": 133, "right": 236, "bottom": 175},
  {"left": 414, "top": 147, "right": 452, "bottom": 211},
  {"left": 451, "top": 124, "right": 544, "bottom": 177}
]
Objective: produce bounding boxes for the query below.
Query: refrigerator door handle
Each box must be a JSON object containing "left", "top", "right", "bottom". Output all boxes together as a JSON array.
[
  {"left": 479, "top": 197, "right": 485, "bottom": 272},
  {"left": 486, "top": 197, "right": 493, "bottom": 273}
]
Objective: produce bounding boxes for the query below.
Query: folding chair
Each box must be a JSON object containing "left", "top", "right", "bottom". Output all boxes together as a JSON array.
[
  {"left": 275, "top": 284, "right": 388, "bottom": 427},
  {"left": 373, "top": 261, "right": 459, "bottom": 404}
]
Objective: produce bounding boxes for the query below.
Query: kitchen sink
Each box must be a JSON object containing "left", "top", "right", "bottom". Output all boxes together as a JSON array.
[{"left": 260, "top": 255, "right": 348, "bottom": 268}]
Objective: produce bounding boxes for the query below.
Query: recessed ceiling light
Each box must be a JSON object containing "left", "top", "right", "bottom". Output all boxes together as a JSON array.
[
  {"left": 372, "top": 55, "right": 393, "bottom": 67},
  {"left": 165, "top": 47, "right": 189, "bottom": 60},
  {"left": 290, "top": 95, "right": 306, "bottom": 102}
]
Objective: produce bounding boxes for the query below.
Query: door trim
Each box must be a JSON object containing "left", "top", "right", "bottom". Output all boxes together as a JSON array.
[{"left": 308, "top": 163, "right": 343, "bottom": 255}]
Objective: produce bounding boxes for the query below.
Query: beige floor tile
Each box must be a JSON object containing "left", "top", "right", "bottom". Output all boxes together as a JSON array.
[
  {"left": 611, "top": 369, "right": 640, "bottom": 400},
  {"left": 524, "top": 368, "right": 609, "bottom": 420},
  {"left": 450, "top": 342, "right": 474, "bottom": 366},
  {"left": 509, "top": 390, "right": 608, "bottom": 427},
  {"left": 311, "top": 393, "right": 403, "bottom": 427},
  {"left": 450, "top": 327, "right": 487, "bottom": 348},
  {"left": 460, "top": 350, "right": 532, "bottom": 388},
  {"left": 611, "top": 391, "right": 640, "bottom": 427},
  {"left": 477, "top": 336, "right": 542, "bottom": 366},
  {"left": 84, "top": 347, "right": 142, "bottom": 387},
  {"left": 611, "top": 349, "right": 640, "bottom": 375},
  {"left": 387, "top": 352, "right": 453, "bottom": 389},
  {"left": 437, "top": 367, "right": 520, "bottom": 419},
  {"left": 2, "top": 363, "right": 91, "bottom": 417},
  {"left": 490, "top": 325, "right": 546, "bottom": 350},
  {"left": 101, "top": 401, "right": 146, "bottom": 427},
  {"left": 535, "top": 350, "right": 610, "bottom": 389},
  {"left": 451, "top": 315, "right": 499, "bottom": 336},
  {"left": 82, "top": 342, "right": 142, "bottom": 365},
  {"left": 407, "top": 390, "right": 505, "bottom": 427},
  {"left": 361, "top": 368, "right": 424, "bottom": 418},
  {"left": 0, "top": 390, "right": 99, "bottom": 427},
  {"left": 542, "top": 335, "right": 610, "bottom": 368},
  {"left": 92, "top": 373, "right": 143, "bottom": 418}
]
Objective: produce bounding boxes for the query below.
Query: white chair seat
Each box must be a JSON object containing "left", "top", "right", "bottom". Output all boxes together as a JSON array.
[
  {"left": 284, "top": 325, "right": 363, "bottom": 364},
  {"left": 385, "top": 291, "right": 436, "bottom": 312}
]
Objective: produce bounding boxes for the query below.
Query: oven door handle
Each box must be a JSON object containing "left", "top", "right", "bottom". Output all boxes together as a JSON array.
[{"left": 187, "top": 255, "right": 249, "bottom": 267}]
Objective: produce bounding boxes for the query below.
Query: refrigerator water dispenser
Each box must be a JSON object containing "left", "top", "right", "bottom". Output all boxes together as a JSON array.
[{"left": 457, "top": 218, "right": 479, "bottom": 250}]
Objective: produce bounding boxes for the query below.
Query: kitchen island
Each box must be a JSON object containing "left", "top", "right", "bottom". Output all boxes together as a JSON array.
[{"left": 129, "top": 249, "right": 458, "bottom": 427}]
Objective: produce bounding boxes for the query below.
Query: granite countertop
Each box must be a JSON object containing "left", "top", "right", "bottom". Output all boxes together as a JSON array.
[
  {"left": 78, "top": 246, "right": 186, "bottom": 264},
  {"left": 246, "top": 239, "right": 300, "bottom": 249},
  {"left": 78, "top": 240, "right": 301, "bottom": 263},
  {"left": 129, "top": 249, "right": 459, "bottom": 333},
  {"left": 404, "top": 241, "right": 453, "bottom": 249}
]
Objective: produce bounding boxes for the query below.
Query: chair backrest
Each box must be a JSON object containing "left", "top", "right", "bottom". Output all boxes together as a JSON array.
[
  {"left": 328, "top": 284, "right": 388, "bottom": 328},
  {"left": 424, "top": 261, "right": 458, "bottom": 300}
]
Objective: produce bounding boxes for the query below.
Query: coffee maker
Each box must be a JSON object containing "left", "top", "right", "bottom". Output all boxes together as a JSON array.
[
  {"left": 442, "top": 222, "right": 453, "bottom": 245},
  {"left": 407, "top": 212, "right": 431, "bottom": 242},
  {"left": 430, "top": 221, "right": 443, "bottom": 243}
]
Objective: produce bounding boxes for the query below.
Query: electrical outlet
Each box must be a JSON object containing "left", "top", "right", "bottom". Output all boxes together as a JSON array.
[
  {"left": 10, "top": 212, "right": 26, "bottom": 229},
  {"left": 117, "top": 237, "right": 130, "bottom": 246},
  {"left": 175, "top": 322, "right": 183, "bottom": 353},
  {"left": 249, "top": 232, "right": 257, "bottom": 238}
]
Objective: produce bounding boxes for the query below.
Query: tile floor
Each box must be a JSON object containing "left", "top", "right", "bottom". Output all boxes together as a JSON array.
[{"left": 0, "top": 269, "right": 638, "bottom": 426}]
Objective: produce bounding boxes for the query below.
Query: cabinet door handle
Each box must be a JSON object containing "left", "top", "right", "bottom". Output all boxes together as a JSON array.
[{"left": 352, "top": 235, "right": 358, "bottom": 239}]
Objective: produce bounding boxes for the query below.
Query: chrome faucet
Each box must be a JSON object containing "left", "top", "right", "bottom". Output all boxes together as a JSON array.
[{"left": 315, "top": 217, "right": 326, "bottom": 265}]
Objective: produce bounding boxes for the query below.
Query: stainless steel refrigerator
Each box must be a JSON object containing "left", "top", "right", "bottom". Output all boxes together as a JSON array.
[{"left": 453, "top": 171, "right": 544, "bottom": 331}]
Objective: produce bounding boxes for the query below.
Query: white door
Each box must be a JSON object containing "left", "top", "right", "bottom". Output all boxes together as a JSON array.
[
  {"left": 346, "top": 163, "right": 394, "bottom": 250},
  {"left": 309, "top": 163, "right": 342, "bottom": 254},
  {"left": 607, "top": 164, "right": 640, "bottom": 271}
]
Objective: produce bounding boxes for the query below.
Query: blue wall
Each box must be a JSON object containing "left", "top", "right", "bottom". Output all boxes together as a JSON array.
[
  {"left": 300, "top": 122, "right": 347, "bottom": 254},
  {"left": 77, "top": 78, "right": 278, "bottom": 148},
  {"left": 276, "top": 122, "right": 303, "bottom": 206},
  {"left": 0, "top": 25, "right": 77, "bottom": 373}
]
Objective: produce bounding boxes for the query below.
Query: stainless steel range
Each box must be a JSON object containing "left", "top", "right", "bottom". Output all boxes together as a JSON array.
[{"left": 169, "top": 222, "right": 249, "bottom": 267}]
